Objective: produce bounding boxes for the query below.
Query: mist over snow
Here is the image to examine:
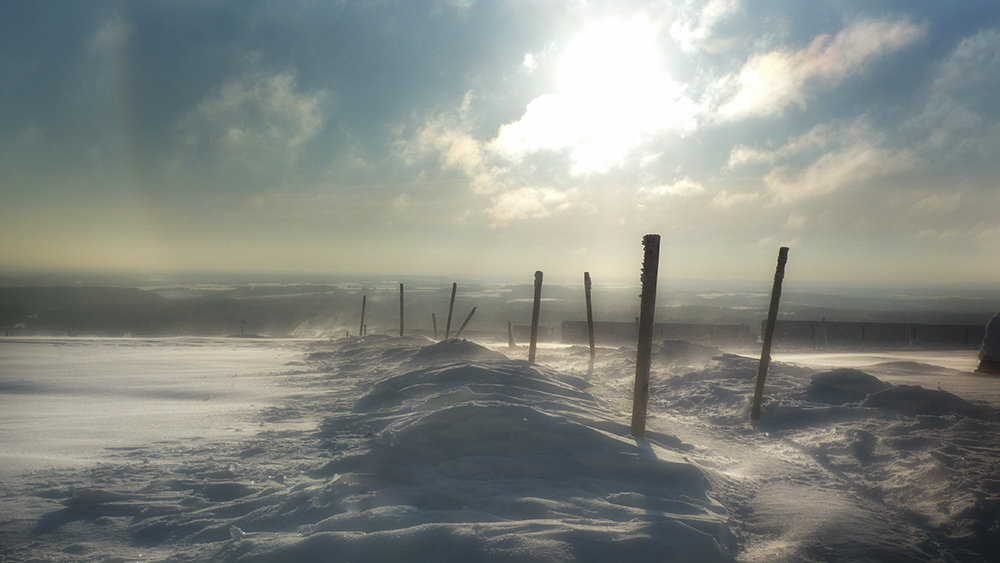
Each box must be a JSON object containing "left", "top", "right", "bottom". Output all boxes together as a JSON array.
[{"left": 2, "top": 334, "right": 999, "bottom": 561}]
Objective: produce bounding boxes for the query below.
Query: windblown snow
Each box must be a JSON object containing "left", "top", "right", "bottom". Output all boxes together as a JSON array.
[{"left": 1, "top": 336, "right": 998, "bottom": 561}]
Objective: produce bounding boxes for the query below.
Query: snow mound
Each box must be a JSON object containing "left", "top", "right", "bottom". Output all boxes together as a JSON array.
[
  {"left": 863, "top": 385, "right": 993, "bottom": 417},
  {"left": 654, "top": 339, "right": 722, "bottom": 367},
  {"left": 411, "top": 338, "right": 510, "bottom": 364},
  {"left": 806, "top": 369, "right": 891, "bottom": 404},
  {"left": 6, "top": 338, "right": 732, "bottom": 562}
]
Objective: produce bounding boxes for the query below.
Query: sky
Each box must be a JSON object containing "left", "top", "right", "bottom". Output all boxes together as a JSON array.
[{"left": 2, "top": 0, "right": 999, "bottom": 287}]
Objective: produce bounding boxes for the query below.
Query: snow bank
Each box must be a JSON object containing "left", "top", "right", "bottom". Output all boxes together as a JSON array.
[{"left": 3, "top": 337, "right": 732, "bottom": 562}]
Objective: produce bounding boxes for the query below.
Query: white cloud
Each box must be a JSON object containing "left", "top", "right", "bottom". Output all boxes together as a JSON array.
[
  {"left": 717, "top": 17, "right": 925, "bottom": 118},
  {"left": 728, "top": 124, "right": 829, "bottom": 168},
  {"left": 670, "top": 0, "right": 743, "bottom": 53},
  {"left": 920, "top": 29, "right": 1000, "bottom": 157},
  {"left": 642, "top": 176, "right": 706, "bottom": 198},
  {"left": 764, "top": 142, "right": 913, "bottom": 200},
  {"left": 711, "top": 190, "right": 760, "bottom": 209},
  {"left": 192, "top": 72, "right": 325, "bottom": 150},
  {"left": 168, "top": 70, "right": 327, "bottom": 191},
  {"left": 485, "top": 187, "right": 577, "bottom": 227},
  {"left": 731, "top": 119, "right": 915, "bottom": 201}
]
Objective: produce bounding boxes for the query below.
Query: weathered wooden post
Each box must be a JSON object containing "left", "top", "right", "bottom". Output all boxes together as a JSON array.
[
  {"left": 445, "top": 282, "right": 457, "bottom": 339},
  {"left": 432, "top": 313, "right": 438, "bottom": 340},
  {"left": 630, "top": 235, "right": 660, "bottom": 439},
  {"left": 360, "top": 295, "right": 367, "bottom": 338},
  {"left": 528, "top": 271, "right": 543, "bottom": 364},
  {"left": 751, "top": 246, "right": 790, "bottom": 421},
  {"left": 584, "top": 272, "right": 596, "bottom": 360},
  {"left": 507, "top": 320, "right": 515, "bottom": 348},
  {"left": 399, "top": 283, "right": 405, "bottom": 337},
  {"left": 455, "top": 307, "right": 477, "bottom": 338}
]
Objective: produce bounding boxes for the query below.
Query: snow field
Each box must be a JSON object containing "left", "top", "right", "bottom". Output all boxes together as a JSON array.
[{"left": 1, "top": 336, "right": 998, "bottom": 561}]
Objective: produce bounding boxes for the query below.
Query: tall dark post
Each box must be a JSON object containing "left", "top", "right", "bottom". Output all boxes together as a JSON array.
[
  {"left": 584, "top": 272, "right": 596, "bottom": 359},
  {"left": 630, "top": 235, "right": 660, "bottom": 439},
  {"left": 445, "top": 282, "right": 457, "bottom": 339},
  {"left": 360, "top": 295, "right": 367, "bottom": 338},
  {"left": 751, "top": 247, "right": 790, "bottom": 421},
  {"left": 455, "top": 307, "right": 477, "bottom": 338},
  {"left": 528, "top": 271, "right": 543, "bottom": 364},
  {"left": 399, "top": 283, "right": 405, "bottom": 337}
]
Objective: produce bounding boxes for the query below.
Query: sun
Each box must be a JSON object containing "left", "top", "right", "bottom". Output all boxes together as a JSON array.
[{"left": 494, "top": 16, "right": 695, "bottom": 175}]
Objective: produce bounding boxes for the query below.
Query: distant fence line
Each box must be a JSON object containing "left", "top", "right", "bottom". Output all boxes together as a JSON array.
[
  {"left": 560, "top": 319, "right": 986, "bottom": 349},
  {"left": 768, "top": 320, "right": 985, "bottom": 349},
  {"left": 561, "top": 320, "right": 754, "bottom": 347}
]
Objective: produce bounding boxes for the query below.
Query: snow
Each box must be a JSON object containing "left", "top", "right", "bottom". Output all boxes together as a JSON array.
[{"left": 1, "top": 335, "right": 998, "bottom": 561}]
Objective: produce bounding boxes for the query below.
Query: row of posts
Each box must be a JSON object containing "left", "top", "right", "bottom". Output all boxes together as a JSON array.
[{"left": 356, "top": 235, "right": 790, "bottom": 435}]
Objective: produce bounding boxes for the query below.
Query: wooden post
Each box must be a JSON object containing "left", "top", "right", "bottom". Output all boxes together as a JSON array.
[
  {"left": 630, "top": 235, "right": 660, "bottom": 439},
  {"left": 360, "top": 295, "right": 367, "bottom": 338},
  {"left": 445, "top": 282, "right": 457, "bottom": 339},
  {"left": 751, "top": 246, "right": 789, "bottom": 421},
  {"left": 584, "top": 272, "right": 595, "bottom": 360},
  {"left": 399, "top": 283, "right": 405, "bottom": 337},
  {"left": 507, "top": 320, "right": 515, "bottom": 348},
  {"left": 432, "top": 313, "right": 438, "bottom": 340},
  {"left": 455, "top": 307, "right": 477, "bottom": 338},
  {"left": 528, "top": 271, "right": 543, "bottom": 364}
]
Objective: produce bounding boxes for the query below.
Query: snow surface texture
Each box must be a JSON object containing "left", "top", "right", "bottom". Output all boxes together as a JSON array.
[{"left": 1, "top": 337, "right": 998, "bottom": 561}]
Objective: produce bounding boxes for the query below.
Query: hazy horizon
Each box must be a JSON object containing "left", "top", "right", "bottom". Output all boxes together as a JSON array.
[{"left": 3, "top": 2, "right": 999, "bottom": 286}]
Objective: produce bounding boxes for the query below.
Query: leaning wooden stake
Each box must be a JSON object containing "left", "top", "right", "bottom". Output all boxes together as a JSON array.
[
  {"left": 455, "top": 307, "right": 477, "bottom": 338},
  {"left": 399, "top": 283, "right": 405, "bottom": 337},
  {"left": 630, "top": 234, "right": 660, "bottom": 439},
  {"left": 584, "top": 271, "right": 596, "bottom": 360},
  {"left": 751, "top": 247, "right": 790, "bottom": 421},
  {"left": 360, "top": 295, "right": 367, "bottom": 338},
  {"left": 528, "top": 271, "right": 543, "bottom": 364},
  {"left": 445, "top": 282, "right": 457, "bottom": 339},
  {"left": 507, "top": 320, "right": 515, "bottom": 348}
]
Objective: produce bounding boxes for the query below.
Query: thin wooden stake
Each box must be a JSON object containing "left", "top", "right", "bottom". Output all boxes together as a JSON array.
[
  {"left": 507, "top": 320, "right": 515, "bottom": 348},
  {"left": 584, "top": 271, "right": 596, "bottom": 360},
  {"left": 630, "top": 234, "right": 660, "bottom": 439},
  {"left": 528, "top": 271, "right": 543, "bottom": 364},
  {"left": 751, "top": 247, "right": 790, "bottom": 421},
  {"left": 399, "top": 283, "right": 405, "bottom": 337},
  {"left": 445, "top": 282, "right": 457, "bottom": 339},
  {"left": 360, "top": 295, "right": 367, "bottom": 338},
  {"left": 455, "top": 307, "right": 477, "bottom": 338},
  {"left": 432, "top": 313, "right": 438, "bottom": 340}
]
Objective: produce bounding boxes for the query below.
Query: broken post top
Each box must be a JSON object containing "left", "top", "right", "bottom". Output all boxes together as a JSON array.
[
  {"left": 775, "top": 246, "right": 790, "bottom": 280},
  {"left": 534, "top": 270, "right": 543, "bottom": 283},
  {"left": 641, "top": 235, "right": 660, "bottom": 285}
]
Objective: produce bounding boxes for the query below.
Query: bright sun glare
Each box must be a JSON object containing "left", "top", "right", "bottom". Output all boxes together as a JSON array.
[{"left": 496, "top": 16, "right": 693, "bottom": 174}]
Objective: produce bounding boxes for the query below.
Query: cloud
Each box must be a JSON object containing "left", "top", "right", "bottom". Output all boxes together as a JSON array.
[
  {"left": 764, "top": 142, "right": 912, "bottom": 201},
  {"left": 172, "top": 70, "right": 327, "bottom": 190},
  {"left": 728, "top": 125, "right": 829, "bottom": 168},
  {"left": 641, "top": 176, "right": 706, "bottom": 198},
  {"left": 716, "top": 17, "right": 925, "bottom": 118},
  {"left": 670, "top": 0, "right": 743, "bottom": 53},
  {"left": 88, "top": 13, "right": 129, "bottom": 55},
  {"left": 919, "top": 29, "right": 1000, "bottom": 157},
  {"left": 711, "top": 190, "right": 760, "bottom": 209},
  {"left": 485, "top": 187, "right": 577, "bottom": 228},
  {"left": 730, "top": 119, "right": 915, "bottom": 201}
]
